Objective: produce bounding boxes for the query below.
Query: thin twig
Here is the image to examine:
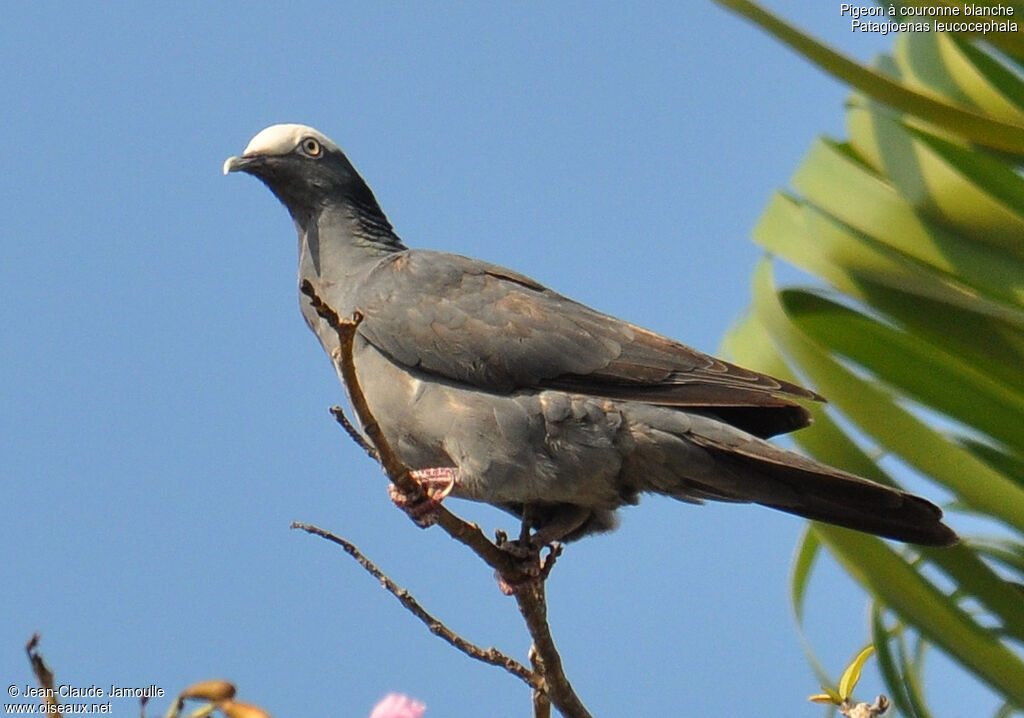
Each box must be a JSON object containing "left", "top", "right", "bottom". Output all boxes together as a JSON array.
[
  {"left": 514, "top": 582, "right": 590, "bottom": 718},
  {"left": 292, "top": 521, "right": 538, "bottom": 688},
  {"left": 26, "top": 634, "right": 62, "bottom": 718},
  {"left": 299, "top": 280, "right": 594, "bottom": 718},
  {"left": 329, "top": 405, "right": 379, "bottom": 461}
]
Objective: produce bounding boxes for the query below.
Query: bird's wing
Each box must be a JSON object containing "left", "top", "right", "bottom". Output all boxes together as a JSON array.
[{"left": 352, "top": 250, "right": 819, "bottom": 437}]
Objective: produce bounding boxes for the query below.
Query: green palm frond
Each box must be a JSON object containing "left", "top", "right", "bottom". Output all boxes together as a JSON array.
[{"left": 715, "top": 2, "right": 1024, "bottom": 713}]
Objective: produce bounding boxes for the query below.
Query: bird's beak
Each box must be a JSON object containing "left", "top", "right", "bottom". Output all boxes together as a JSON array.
[{"left": 222, "top": 154, "right": 259, "bottom": 175}]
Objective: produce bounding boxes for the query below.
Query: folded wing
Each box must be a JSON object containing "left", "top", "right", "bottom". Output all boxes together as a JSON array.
[{"left": 355, "top": 250, "right": 819, "bottom": 438}]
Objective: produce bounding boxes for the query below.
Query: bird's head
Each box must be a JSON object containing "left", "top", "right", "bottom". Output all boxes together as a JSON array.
[{"left": 224, "top": 123, "right": 378, "bottom": 224}]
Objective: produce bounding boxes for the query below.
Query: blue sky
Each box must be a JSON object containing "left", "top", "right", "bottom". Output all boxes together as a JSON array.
[{"left": 1, "top": 3, "right": 985, "bottom": 716}]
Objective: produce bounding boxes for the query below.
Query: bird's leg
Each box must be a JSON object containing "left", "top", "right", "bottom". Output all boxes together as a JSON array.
[
  {"left": 498, "top": 504, "right": 589, "bottom": 560},
  {"left": 388, "top": 467, "right": 459, "bottom": 528},
  {"left": 490, "top": 505, "right": 584, "bottom": 595},
  {"left": 518, "top": 505, "right": 536, "bottom": 544},
  {"left": 526, "top": 505, "right": 590, "bottom": 547}
]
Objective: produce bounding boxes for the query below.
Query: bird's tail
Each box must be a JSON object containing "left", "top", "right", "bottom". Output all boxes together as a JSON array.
[
  {"left": 701, "top": 440, "right": 957, "bottom": 546},
  {"left": 633, "top": 409, "right": 958, "bottom": 547}
]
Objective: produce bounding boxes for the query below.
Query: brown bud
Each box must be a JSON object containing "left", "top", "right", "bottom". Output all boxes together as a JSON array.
[
  {"left": 218, "top": 700, "right": 273, "bottom": 718},
  {"left": 179, "top": 680, "right": 237, "bottom": 702}
]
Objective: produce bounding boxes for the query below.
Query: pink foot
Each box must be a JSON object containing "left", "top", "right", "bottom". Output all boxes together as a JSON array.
[{"left": 389, "top": 467, "right": 459, "bottom": 528}]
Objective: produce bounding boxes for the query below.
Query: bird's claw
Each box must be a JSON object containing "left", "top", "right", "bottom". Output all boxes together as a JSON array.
[
  {"left": 497, "top": 536, "right": 541, "bottom": 560},
  {"left": 388, "top": 467, "right": 458, "bottom": 528},
  {"left": 493, "top": 532, "right": 563, "bottom": 595}
]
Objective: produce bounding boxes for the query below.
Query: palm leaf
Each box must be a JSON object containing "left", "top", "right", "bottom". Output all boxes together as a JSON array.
[{"left": 716, "top": 1, "right": 1024, "bottom": 712}]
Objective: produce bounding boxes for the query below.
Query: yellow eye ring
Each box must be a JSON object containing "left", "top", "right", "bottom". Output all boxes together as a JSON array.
[{"left": 301, "top": 137, "right": 322, "bottom": 157}]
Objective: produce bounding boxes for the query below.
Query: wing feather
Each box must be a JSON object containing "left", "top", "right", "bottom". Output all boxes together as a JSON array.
[{"left": 354, "top": 250, "right": 819, "bottom": 437}]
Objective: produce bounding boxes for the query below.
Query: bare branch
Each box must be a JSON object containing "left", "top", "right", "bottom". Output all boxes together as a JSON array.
[
  {"left": 298, "top": 280, "right": 595, "bottom": 718},
  {"left": 530, "top": 645, "right": 552, "bottom": 718},
  {"left": 328, "top": 405, "right": 379, "bottom": 462},
  {"left": 292, "top": 521, "right": 538, "bottom": 688},
  {"left": 515, "top": 582, "right": 590, "bottom": 718}
]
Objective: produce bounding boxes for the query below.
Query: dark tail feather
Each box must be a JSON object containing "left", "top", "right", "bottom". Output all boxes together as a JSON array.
[
  {"left": 761, "top": 483, "right": 958, "bottom": 547},
  {"left": 697, "top": 442, "right": 958, "bottom": 547}
]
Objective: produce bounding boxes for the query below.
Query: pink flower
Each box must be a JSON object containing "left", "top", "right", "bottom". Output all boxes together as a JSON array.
[{"left": 369, "top": 693, "right": 426, "bottom": 718}]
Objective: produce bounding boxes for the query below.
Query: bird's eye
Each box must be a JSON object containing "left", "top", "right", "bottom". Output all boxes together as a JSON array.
[{"left": 300, "top": 137, "right": 322, "bottom": 157}]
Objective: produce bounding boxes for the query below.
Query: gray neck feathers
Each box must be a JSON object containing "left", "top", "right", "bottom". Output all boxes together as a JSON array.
[
  {"left": 298, "top": 204, "right": 407, "bottom": 280},
  {"left": 343, "top": 200, "right": 406, "bottom": 251}
]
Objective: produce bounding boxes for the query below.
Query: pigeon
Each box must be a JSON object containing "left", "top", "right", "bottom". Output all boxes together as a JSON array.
[{"left": 224, "top": 123, "right": 957, "bottom": 547}]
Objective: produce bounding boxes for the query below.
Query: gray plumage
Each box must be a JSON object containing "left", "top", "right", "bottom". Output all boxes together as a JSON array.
[{"left": 224, "top": 124, "right": 957, "bottom": 546}]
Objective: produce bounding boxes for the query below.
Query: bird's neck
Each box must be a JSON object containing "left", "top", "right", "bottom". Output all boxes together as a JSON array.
[
  {"left": 338, "top": 193, "right": 405, "bottom": 250},
  {"left": 296, "top": 202, "right": 404, "bottom": 354},
  {"left": 297, "top": 202, "right": 406, "bottom": 288}
]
